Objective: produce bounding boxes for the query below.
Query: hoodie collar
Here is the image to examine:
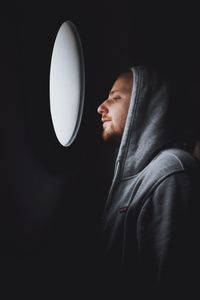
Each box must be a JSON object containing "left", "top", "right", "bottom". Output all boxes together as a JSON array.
[{"left": 115, "top": 66, "right": 183, "bottom": 179}]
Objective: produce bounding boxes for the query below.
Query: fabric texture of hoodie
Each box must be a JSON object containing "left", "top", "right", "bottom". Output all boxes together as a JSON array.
[{"left": 101, "top": 66, "right": 200, "bottom": 299}]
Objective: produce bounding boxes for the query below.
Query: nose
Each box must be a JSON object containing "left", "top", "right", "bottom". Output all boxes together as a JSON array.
[{"left": 97, "top": 100, "right": 109, "bottom": 115}]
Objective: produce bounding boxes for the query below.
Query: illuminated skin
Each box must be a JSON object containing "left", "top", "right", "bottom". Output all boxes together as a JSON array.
[{"left": 97, "top": 72, "right": 133, "bottom": 144}]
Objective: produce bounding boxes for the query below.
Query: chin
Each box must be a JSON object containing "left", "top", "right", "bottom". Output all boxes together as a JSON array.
[{"left": 102, "top": 130, "right": 121, "bottom": 145}]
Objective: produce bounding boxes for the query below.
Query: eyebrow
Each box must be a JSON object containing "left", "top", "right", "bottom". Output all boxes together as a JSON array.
[
  {"left": 110, "top": 90, "right": 123, "bottom": 95},
  {"left": 109, "top": 89, "right": 129, "bottom": 95}
]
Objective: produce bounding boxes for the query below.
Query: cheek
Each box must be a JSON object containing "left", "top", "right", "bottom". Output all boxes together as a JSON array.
[
  {"left": 122, "top": 103, "right": 130, "bottom": 121},
  {"left": 110, "top": 102, "right": 130, "bottom": 128},
  {"left": 111, "top": 110, "right": 121, "bottom": 128},
  {"left": 115, "top": 105, "right": 129, "bottom": 126}
]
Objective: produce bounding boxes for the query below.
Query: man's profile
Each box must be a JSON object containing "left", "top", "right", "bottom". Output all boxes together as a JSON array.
[
  {"left": 97, "top": 66, "right": 200, "bottom": 299},
  {"left": 97, "top": 71, "right": 133, "bottom": 144}
]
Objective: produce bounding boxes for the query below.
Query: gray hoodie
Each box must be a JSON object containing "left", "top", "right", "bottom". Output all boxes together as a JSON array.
[{"left": 102, "top": 66, "right": 200, "bottom": 299}]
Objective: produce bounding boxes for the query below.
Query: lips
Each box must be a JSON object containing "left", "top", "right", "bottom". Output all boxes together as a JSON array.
[
  {"left": 101, "top": 116, "right": 112, "bottom": 129},
  {"left": 102, "top": 120, "right": 111, "bottom": 129},
  {"left": 102, "top": 118, "right": 111, "bottom": 123}
]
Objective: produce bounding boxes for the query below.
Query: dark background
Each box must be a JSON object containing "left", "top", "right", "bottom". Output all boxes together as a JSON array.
[{"left": 1, "top": 1, "right": 200, "bottom": 297}]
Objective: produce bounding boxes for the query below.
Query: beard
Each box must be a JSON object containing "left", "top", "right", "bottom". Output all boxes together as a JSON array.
[{"left": 102, "top": 123, "right": 123, "bottom": 145}]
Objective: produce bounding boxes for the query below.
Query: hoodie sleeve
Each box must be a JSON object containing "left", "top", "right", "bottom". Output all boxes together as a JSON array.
[{"left": 136, "top": 170, "right": 197, "bottom": 297}]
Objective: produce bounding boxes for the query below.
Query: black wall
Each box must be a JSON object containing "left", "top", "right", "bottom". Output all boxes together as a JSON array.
[{"left": 1, "top": 1, "right": 200, "bottom": 298}]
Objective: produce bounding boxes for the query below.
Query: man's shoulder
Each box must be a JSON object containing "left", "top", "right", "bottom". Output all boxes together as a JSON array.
[
  {"left": 142, "top": 148, "right": 199, "bottom": 185},
  {"left": 155, "top": 148, "right": 199, "bottom": 172}
]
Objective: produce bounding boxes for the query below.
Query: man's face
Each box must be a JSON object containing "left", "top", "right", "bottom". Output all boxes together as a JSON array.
[{"left": 97, "top": 72, "right": 133, "bottom": 144}]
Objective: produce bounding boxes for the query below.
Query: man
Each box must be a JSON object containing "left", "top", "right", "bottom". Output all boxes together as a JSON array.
[{"left": 97, "top": 66, "right": 200, "bottom": 299}]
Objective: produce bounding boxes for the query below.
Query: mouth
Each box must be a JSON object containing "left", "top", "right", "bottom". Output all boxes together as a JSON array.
[
  {"left": 102, "top": 121, "right": 111, "bottom": 128},
  {"left": 102, "top": 119, "right": 111, "bottom": 128}
]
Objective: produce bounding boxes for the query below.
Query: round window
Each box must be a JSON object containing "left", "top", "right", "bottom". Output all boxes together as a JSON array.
[{"left": 49, "top": 21, "right": 85, "bottom": 146}]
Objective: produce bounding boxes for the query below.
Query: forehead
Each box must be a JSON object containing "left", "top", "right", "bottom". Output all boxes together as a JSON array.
[{"left": 110, "top": 73, "right": 133, "bottom": 94}]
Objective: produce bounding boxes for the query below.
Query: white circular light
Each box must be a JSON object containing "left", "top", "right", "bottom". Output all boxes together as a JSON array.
[{"left": 49, "top": 21, "right": 85, "bottom": 146}]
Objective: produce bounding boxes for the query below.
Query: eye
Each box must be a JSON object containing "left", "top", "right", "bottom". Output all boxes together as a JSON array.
[{"left": 113, "top": 96, "right": 122, "bottom": 101}]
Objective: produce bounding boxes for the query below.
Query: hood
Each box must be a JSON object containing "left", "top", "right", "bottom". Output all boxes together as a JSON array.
[{"left": 115, "top": 66, "right": 189, "bottom": 179}]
